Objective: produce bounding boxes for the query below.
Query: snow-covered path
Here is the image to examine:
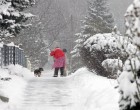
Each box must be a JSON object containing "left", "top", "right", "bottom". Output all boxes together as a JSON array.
[
  {"left": 20, "top": 77, "right": 78, "bottom": 110},
  {"left": 16, "top": 68, "right": 119, "bottom": 110}
]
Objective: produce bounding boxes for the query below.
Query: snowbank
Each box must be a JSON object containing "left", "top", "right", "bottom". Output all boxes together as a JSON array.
[
  {"left": 7, "top": 64, "right": 34, "bottom": 80},
  {"left": 67, "top": 67, "right": 119, "bottom": 110},
  {"left": 0, "top": 65, "right": 34, "bottom": 110}
]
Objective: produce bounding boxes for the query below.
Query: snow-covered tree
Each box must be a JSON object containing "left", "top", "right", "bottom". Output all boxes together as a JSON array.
[
  {"left": 71, "top": 33, "right": 87, "bottom": 72},
  {"left": 118, "top": 0, "right": 140, "bottom": 110},
  {"left": 82, "top": 0, "right": 114, "bottom": 35},
  {"left": 0, "top": 0, "right": 35, "bottom": 39},
  {"left": 72, "top": 0, "right": 114, "bottom": 74}
]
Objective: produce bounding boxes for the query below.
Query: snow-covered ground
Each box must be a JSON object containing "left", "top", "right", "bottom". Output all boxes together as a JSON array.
[
  {"left": 0, "top": 66, "right": 119, "bottom": 110},
  {"left": 0, "top": 65, "right": 34, "bottom": 110}
]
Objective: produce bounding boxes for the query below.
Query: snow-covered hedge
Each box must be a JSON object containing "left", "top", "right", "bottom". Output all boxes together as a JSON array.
[
  {"left": 84, "top": 33, "right": 137, "bottom": 58},
  {"left": 82, "top": 32, "right": 136, "bottom": 77}
]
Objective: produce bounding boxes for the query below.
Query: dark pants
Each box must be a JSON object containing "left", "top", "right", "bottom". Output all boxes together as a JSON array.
[{"left": 54, "top": 67, "right": 64, "bottom": 77}]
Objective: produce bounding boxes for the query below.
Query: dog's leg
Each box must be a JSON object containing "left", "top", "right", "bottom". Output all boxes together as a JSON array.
[
  {"left": 34, "top": 73, "right": 37, "bottom": 77},
  {"left": 38, "top": 72, "right": 41, "bottom": 77}
]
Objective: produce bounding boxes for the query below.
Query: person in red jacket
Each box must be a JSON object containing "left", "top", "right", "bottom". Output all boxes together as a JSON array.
[{"left": 50, "top": 47, "right": 66, "bottom": 77}]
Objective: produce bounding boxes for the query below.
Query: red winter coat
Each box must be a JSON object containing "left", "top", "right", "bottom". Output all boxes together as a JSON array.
[{"left": 50, "top": 48, "right": 65, "bottom": 59}]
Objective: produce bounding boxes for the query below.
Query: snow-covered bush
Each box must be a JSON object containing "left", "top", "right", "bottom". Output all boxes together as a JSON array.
[
  {"left": 118, "top": 0, "right": 140, "bottom": 110},
  {"left": 85, "top": 32, "right": 137, "bottom": 60},
  {"left": 102, "top": 59, "right": 123, "bottom": 78},
  {"left": 0, "top": 0, "right": 35, "bottom": 38},
  {"left": 83, "top": 33, "right": 124, "bottom": 76}
]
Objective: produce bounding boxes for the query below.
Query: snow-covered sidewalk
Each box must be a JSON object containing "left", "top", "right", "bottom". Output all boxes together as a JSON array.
[{"left": 0, "top": 67, "right": 119, "bottom": 110}]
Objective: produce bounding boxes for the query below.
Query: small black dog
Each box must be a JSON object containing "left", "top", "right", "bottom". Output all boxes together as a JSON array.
[{"left": 34, "top": 68, "right": 44, "bottom": 77}]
